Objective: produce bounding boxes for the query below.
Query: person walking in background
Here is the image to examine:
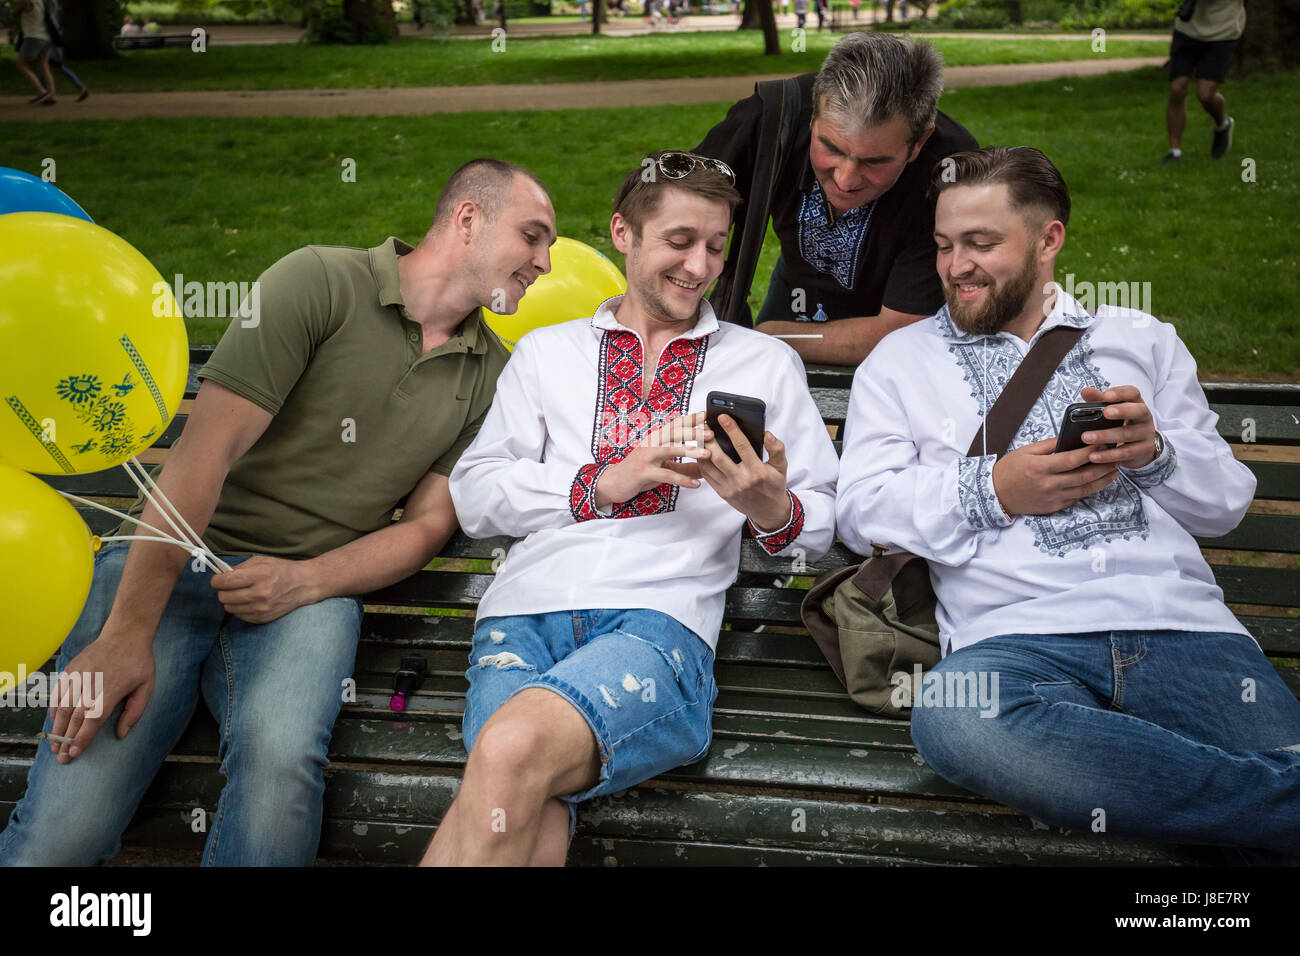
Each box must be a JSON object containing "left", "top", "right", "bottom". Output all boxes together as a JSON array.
[
  {"left": 1163, "top": 0, "right": 1244, "bottom": 162},
  {"left": 14, "top": 0, "right": 56, "bottom": 105},
  {"left": 34, "top": 0, "right": 89, "bottom": 103}
]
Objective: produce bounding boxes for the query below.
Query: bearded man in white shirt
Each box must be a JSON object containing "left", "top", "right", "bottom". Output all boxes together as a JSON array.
[
  {"left": 837, "top": 146, "right": 1300, "bottom": 863},
  {"left": 421, "top": 150, "right": 839, "bottom": 866}
]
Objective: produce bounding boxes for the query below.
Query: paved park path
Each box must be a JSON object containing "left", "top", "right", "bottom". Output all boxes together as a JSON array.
[
  {"left": 104, "top": 19, "right": 1169, "bottom": 42},
  {"left": 1, "top": 56, "right": 1161, "bottom": 121}
]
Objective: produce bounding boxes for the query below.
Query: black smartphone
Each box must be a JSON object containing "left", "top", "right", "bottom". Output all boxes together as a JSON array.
[
  {"left": 1055, "top": 401, "right": 1125, "bottom": 453},
  {"left": 706, "top": 391, "right": 767, "bottom": 464}
]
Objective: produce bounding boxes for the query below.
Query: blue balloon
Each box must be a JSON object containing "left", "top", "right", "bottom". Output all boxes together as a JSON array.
[{"left": 0, "top": 167, "right": 92, "bottom": 222}]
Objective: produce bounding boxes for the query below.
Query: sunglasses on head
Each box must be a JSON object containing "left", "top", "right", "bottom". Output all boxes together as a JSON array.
[{"left": 654, "top": 151, "right": 736, "bottom": 185}]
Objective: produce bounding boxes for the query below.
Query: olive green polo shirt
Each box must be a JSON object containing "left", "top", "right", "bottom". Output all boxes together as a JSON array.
[{"left": 121, "top": 238, "right": 509, "bottom": 560}]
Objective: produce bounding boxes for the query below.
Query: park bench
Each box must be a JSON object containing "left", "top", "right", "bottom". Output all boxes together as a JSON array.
[
  {"left": 2, "top": 344, "right": 1296, "bottom": 866},
  {"left": 113, "top": 33, "right": 196, "bottom": 50}
]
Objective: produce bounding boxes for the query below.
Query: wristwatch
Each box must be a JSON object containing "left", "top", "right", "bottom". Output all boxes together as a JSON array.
[{"left": 1149, "top": 430, "right": 1165, "bottom": 465}]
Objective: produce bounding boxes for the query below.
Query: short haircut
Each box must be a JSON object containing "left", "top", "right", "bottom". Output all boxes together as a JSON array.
[
  {"left": 811, "top": 32, "right": 944, "bottom": 146},
  {"left": 929, "top": 146, "right": 1071, "bottom": 228},
  {"left": 431, "top": 158, "right": 550, "bottom": 229},
  {"left": 612, "top": 149, "right": 741, "bottom": 239}
]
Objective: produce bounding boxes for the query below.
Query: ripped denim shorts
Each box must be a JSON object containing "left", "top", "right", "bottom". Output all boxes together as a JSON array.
[{"left": 462, "top": 608, "right": 718, "bottom": 826}]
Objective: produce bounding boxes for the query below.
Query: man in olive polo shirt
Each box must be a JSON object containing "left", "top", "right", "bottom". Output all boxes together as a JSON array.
[{"left": 0, "top": 158, "right": 556, "bottom": 867}]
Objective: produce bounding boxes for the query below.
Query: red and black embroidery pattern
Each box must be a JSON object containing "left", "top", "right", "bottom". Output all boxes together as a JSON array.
[
  {"left": 569, "top": 329, "right": 710, "bottom": 521},
  {"left": 749, "top": 491, "right": 805, "bottom": 555}
]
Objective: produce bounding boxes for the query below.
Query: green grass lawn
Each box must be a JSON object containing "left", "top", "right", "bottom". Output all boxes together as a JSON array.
[
  {"left": 0, "top": 31, "right": 1167, "bottom": 93},
  {"left": 3, "top": 67, "right": 1296, "bottom": 377}
]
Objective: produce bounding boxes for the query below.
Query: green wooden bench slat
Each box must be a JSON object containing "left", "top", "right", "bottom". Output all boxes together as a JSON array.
[
  {"left": 1245, "top": 461, "right": 1300, "bottom": 502},
  {"left": 1213, "top": 565, "right": 1300, "bottom": 608},
  {"left": 1209, "top": 406, "right": 1300, "bottom": 445},
  {"left": 1196, "top": 513, "right": 1300, "bottom": 553},
  {"left": 574, "top": 787, "right": 1214, "bottom": 867},
  {"left": 1236, "top": 615, "right": 1300, "bottom": 657},
  {"left": 566, "top": 839, "right": 964, "bottom": 867}
]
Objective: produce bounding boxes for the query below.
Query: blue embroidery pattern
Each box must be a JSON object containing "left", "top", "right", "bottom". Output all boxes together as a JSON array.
[
  {"left": 1121, "top": 436, "right": 1178, "bottom": 489},
  {"left": 942, "top": 308, "right": 1149, "bottom": 557},
  {"left": 796, "top": 179, "right": 875, "bottom": 291},
  {"left": 957, "top": 455, "right": 1010, "bottom": 531}
]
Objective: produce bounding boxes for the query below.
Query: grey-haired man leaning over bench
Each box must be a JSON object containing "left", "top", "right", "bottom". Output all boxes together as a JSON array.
[
  {"left": 0, "top": 159, "right": 554, "bottom": 867},
  {"left": 836, "top": 146, "right": 1300, "bottom": 864}
]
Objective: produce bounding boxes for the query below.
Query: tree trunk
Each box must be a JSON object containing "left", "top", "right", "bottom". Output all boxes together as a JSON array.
[
  {"left": 1004, "top": 0, "right": 1022, "bottom": 24},
  {"left": 61, "top": 0, "right": 118, "bottom": 60},
  {"left": 593, "top": 0, "right": 604, "bottom": 33},
  {"left": 1232, "top": 0, "right": 1300, "bottom": 76},
  {"left": 740, "top": 0, "right": 761, "bottom": 27},
  {"left": 343, "top": 0, "right": 398, "bottom": 41},
  {"left": 756, "top": 0, "right": 779, "bottom": 53}
]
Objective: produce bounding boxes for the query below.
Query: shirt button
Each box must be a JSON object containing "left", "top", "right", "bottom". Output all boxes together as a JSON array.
[{"left": 408, "top": 330, "right": 420, "bottom": 343}]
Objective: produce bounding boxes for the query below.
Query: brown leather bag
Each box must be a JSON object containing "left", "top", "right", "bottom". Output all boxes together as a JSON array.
[{"left": 801, "top": 326, "right": 1084, "bottom": 717}]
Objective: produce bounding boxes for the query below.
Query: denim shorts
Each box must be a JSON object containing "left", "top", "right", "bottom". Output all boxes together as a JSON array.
[{"left": 462, "top": 608, "right": 718, "bottom": 829}]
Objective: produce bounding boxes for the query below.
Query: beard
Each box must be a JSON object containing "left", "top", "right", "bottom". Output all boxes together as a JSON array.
[{"left": 944, "top": 249, "right": 1040, "bottom": 336}]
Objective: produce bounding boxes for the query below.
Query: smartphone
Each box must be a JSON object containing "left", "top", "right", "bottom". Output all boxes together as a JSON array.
[
  {"left": 706, "top": 391, "right": 767, "bottom": 464},
  {"left": 1054, "top": 401, "right": 1124, "bottom": 453}
]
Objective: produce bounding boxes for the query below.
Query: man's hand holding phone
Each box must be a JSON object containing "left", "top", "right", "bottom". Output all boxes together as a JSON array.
[
  {"left": 593, "top": 411, "right": 711, "bottom": 510},
  {"left": 991, "top": 385, "right": 1158, "bottom": 517},
  {"left": 699, "top": 414, "right": 792, "bottom": 531},
  {"left": 1075, "top": 386, "right": 1159, "bottom": 469}
]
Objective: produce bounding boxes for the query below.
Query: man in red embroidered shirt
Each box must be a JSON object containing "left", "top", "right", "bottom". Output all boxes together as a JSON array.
[{"left": 420, "top": 151, "right": 839, "bottom": 865}]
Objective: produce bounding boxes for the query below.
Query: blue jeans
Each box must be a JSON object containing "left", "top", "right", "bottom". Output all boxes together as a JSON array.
[
  {"left": 463, "top": 609, "right": 718, "bottom": 829},
  {"left": 909, "top": 630, "right": 1300, "bottom": 862},
  {"left": 0, "top": 542, "right": 362, "bottom": 867}
]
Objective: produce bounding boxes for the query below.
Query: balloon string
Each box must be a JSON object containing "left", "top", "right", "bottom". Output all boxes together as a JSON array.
[
  {"left": 125, "top": 456, "right": 230, "bottom": 572},
  {"left": 57, "top": 492, "right": 225, "bottom": 570},
  {"left": 119, "top": 458, "right": 193, "bottom": 550},
  {"left": 119, "top": 458, "right": 232, "bottom": 573},
  {"left": 97, "top": 535, "right": 220, "bottom": 571},
  {"left": 56, "top": 489, "right": 186, "bottom": 546}
]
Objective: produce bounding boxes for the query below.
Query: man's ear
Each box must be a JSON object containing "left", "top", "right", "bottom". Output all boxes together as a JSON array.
[
  {"left": 610, "top": 213, "right": 633, "bottom": 256},
  {"left": 453, "top": 200, "right": 478, "bottom": 245},
  {"left": 908, "top": 126, "right": 935, "bottom": 164},
  {"left": 1040, "top": 220, "right": 1066, "bottom": 261}
]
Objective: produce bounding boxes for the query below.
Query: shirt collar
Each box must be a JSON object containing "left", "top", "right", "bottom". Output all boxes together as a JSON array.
[
  {"left": 590, "top": 294, "right": 720, "bottom": 340},
  {"left": 370, "top": 236, "right": 413, "bottom": 309},
  {"left": 934, "top": 284, "right": 1096, "bottom": 345},
  {"left": 370, "top": 236, "right": 488, "bottom": 355}
]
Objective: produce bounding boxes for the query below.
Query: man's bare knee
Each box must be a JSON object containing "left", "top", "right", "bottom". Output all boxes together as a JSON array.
[
  {"left": 468, "top": 688, "right": 600, "bottom": 797},
  {"left": 1169, "top": 79, "right": 1191, "bottom": 101}
]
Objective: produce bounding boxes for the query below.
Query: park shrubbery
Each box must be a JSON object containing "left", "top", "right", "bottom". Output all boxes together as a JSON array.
[
  {"left": 934, "top": 0, "right": 1179, "bottom": 28},
  {"left": 125, "top": 0, "right": 301, "bottom": 24}
]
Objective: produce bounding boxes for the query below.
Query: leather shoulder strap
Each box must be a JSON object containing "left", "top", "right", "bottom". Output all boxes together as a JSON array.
[
  {"left": 712, "top": 77, "right": 799, "bottom": 327},
  {"left": 965, "top": 325, "right": 1085, "bottom": 459}
]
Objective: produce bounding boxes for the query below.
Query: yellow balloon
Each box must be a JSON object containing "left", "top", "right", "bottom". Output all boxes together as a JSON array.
[
  {"left": 485, "top": 236, "right": 627, "bottom": 351},
  {"left": 0, "top": 464, "right": 94, "bottom": 694},
  {"left": 0, "top": 212, "right": 188, "bottom": 475}
]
